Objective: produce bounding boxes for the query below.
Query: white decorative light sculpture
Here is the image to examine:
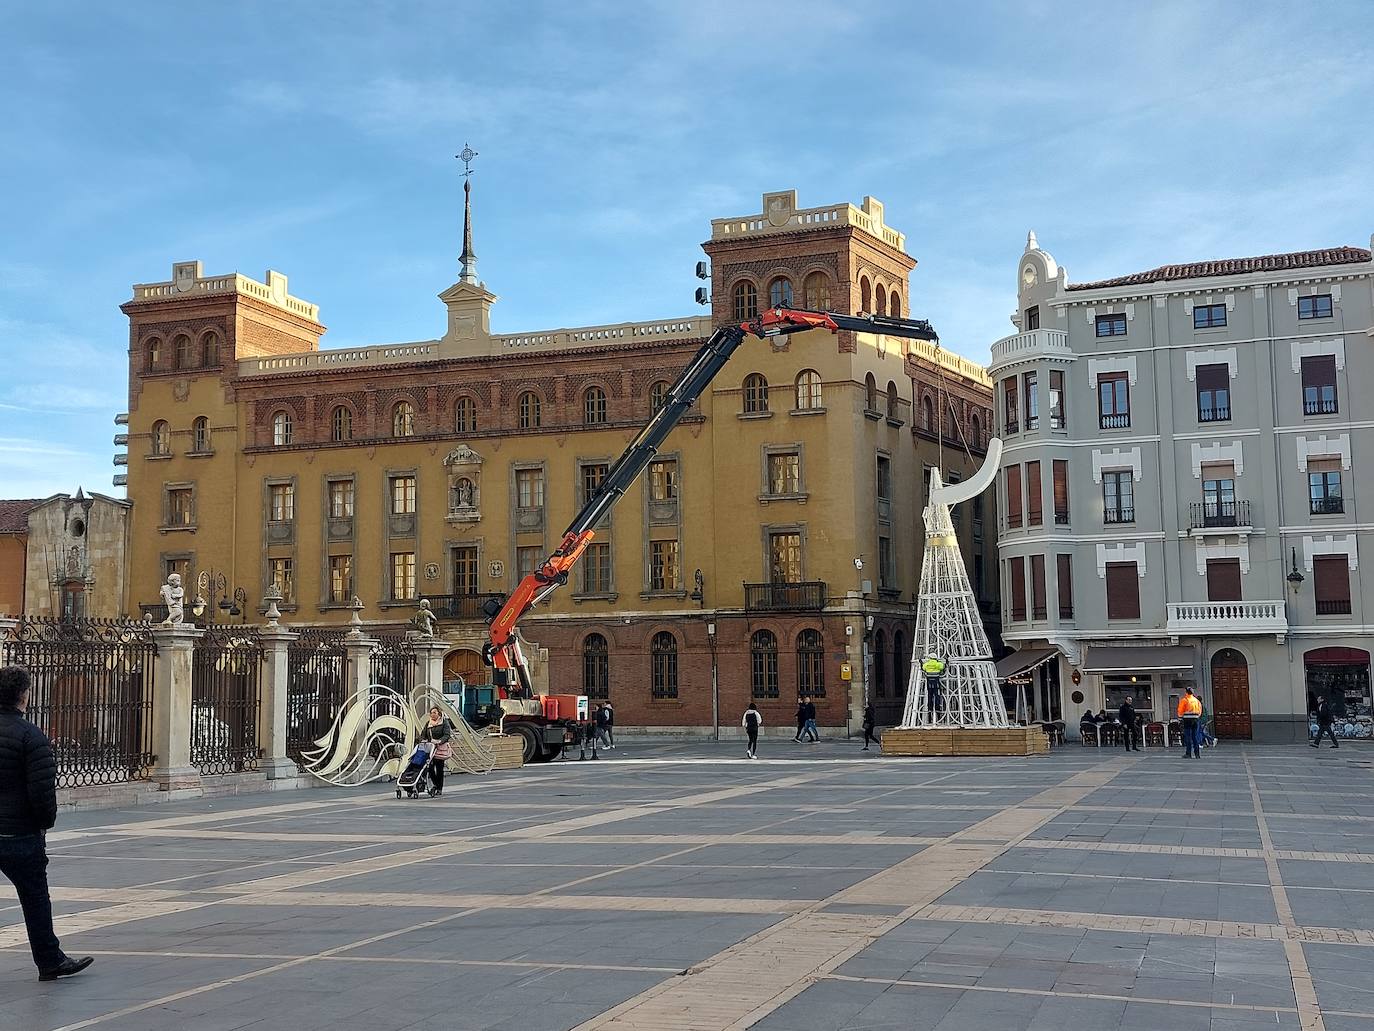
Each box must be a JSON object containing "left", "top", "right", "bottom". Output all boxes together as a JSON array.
[{"left": 899, "top": 439, "right": 1010, "bottom": 730}]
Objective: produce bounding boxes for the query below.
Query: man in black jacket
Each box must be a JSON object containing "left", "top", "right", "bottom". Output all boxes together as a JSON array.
[
  {"left": 1118, "top": 696, "right": 1141, "bottom": 752},
  {"left": 0, "top": 666, "right": 93, "bottom": 981}
]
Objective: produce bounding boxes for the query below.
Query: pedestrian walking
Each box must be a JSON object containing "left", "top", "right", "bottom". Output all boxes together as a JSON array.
[
  {"left": 1311, "top": 696, "right": 1340, "bottom": 749},
  {"left": 0, "top": 665, "right": 94, "bottom": 982},
  {"left": 861, "top": 702, "right": 879, "bottom": 750},
  {"left": 1117, "top": 696, "right": 1140, "bottom": 751},
  {"left": 1177, "top": 687, "right": 1203, "bottom": 758},
  {"left": 793, "top": 697, "right": 806, "bottom": 742},
  {"left": 595, "top": 702, "right": 613, "bottom": 749},
  {"left": 1199, "top": 702, "right": 1217, "bottom": 749},
  {"left": 419, "top": 705, "right": 453, "bottom": 795},
  {"left": 742, "top": 703, "right": 762, "bottom": 759},
  {"left": 802, "top": 697, "right": 819, "bottom": 742},
  {"left": 602, "top": 702, "right": 615, "bottom": 749}
]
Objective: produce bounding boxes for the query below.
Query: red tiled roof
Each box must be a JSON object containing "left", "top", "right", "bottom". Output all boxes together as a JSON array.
[
  {"left": 0, "top": 499, "right": 40, "bottom": 534},
  {"left": 1066, "top": 246, "right": 1372, "bottom": 292}
]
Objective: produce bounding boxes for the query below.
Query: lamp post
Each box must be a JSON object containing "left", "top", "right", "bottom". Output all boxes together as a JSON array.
[
  {"left": 193, "top": 569, "right": 248, "bottom": 624},
  {"left": 707, "top": 620, "right": 718, "bottom": 741},
  {"left": 1287, "top": 546, "right": 1305, "bottom": 594}
]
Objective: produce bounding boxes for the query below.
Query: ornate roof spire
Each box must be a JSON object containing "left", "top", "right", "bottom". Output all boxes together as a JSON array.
[{"left": 457, "top": 143, "right": 478, "bottom": 285}]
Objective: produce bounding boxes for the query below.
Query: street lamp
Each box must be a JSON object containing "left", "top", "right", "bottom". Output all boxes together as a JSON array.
[
  {"left": 1287, "top": 547, "right": 1305, "bottom": 594},
  {"left": 193, "top": 569, "right": 248, "bottom": 623}
]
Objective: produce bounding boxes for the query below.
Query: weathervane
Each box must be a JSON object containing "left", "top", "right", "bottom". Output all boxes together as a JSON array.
[{"left": 457, "top": 143, "right": 478, "bottom": 178}]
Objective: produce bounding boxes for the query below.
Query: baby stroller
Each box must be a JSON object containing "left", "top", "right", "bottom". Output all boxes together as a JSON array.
[{"left": 395, "top": 744, "right": 437, "bottom": 799}]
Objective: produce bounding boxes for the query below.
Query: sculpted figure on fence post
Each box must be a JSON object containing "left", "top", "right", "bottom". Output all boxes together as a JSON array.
[{"left": 159, "top": 574, "right": 185, "bottom": 625}]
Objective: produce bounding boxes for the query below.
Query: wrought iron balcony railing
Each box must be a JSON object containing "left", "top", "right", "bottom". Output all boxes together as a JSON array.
[
  {"left": 1189, "top": 500, "right": 1250, "bottom": 530},
  {"left": 420, "top": 593, "right": 505, "bottom": 620},
  {"left": 744, "top": 581, "right": 827, "bottom": 612}
]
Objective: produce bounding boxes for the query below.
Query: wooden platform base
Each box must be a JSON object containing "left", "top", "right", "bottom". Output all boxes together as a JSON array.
[
  {"left": 484, "top": 734, "right": 526, "bottom": 771},
  {"left": 880, "top": 726, "right": 1050, "bottom": 757}
]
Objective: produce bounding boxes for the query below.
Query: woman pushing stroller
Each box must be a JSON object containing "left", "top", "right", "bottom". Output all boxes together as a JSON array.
[{"left": 420, "top": 706, "right": 453, "bottom": 796}]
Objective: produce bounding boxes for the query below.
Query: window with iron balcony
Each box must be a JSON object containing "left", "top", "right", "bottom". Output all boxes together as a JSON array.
[{"left": 1098, "top": 373, "right": 1130, "bottom": 429}]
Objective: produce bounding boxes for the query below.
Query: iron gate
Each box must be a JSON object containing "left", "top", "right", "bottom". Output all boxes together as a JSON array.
[
  {"left": 191, "top": 624, "right": 264, "bottom": 775},
  {"left": 367, "top": 633, "right": 417, "bottom": 758},
  {"left": 286, "top": 627, "right": 349, "bottom": 761},
  {"left": 0, "top": 617, "right": 157, "bottom": 787}
]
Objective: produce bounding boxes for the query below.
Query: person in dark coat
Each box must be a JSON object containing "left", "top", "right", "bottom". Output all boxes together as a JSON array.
[
  {"left": 0, "top": 666, "right": 94, "bottom": 981},
  {"left": 793, "top": 698, "right": 807, "bottom": 742},
  {"left": 861, "top": 703, "right": 879, "bottom": 751},
  {"left": 1312, "top": 696, "right": 1340, "bottom": 749},
  {"left": 802, "top": 697, "right": 819, "bottom": 742},
  {"left": 1118, "top": 697, "right": 1141, "bottom": 752}
]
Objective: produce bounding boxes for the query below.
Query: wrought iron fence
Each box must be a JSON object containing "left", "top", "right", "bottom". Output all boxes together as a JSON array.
[
  {"left": 367, "top": 633, "right": 418, "bottom": 758},
  {"left": 286, "top": 627, "right": 350, "bottom": 762},
  {"left": 191, "top": 624, "right": 264, "bottom": 775},
  {"left": 0, "top": 617, "right": 157, "bottom": 787}
]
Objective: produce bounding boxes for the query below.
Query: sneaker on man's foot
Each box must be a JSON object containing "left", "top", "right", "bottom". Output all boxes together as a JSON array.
[{"left": 39, "top": 957, "right": 93, "bottom": 982}]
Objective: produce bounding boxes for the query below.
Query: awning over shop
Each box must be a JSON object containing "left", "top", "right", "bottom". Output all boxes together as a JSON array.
[
  {"left": 995, "top": 647, "right": 1058, "bottom": 681},
  {"left": 1081, "top": 646, "right": 1196, "bottom": 674}
]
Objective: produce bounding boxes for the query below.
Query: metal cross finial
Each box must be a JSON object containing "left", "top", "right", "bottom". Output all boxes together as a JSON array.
[{"left": 457, "top": 143, "right": 478, "bottom": 178}]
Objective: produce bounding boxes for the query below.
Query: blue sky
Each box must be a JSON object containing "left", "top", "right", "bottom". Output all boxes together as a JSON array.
[{"left": 3, "top": 1, "right": 1373, "bottom": 499}]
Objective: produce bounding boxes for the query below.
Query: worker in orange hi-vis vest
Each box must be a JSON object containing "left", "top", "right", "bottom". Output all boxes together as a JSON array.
[{"left": 1177, "top": 687, "right": 1204, "bottom": 759}]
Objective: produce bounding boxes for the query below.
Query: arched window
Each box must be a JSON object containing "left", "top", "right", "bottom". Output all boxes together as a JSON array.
[
  {"left": 145, "top": 337, "right": 161, "bottom": 371},
  {"left": 733, "top": 280, "right": 759, "bottom": 321},
  {"left": 271, "top": 411, "right": 292, "bottom": 446},
  {"left": 392, "top": 401, "right": 415, "bottom": 437},
  {"left": 873, "top": 629, "right": 888, "bottom": 697},
  {"left": 651, "top": 631, "right": 678, "bottom": 699},
  {"left": 875, "top": 284, "right": 887, "bottom": 317},
  {"left": 173, "top": 334, "right": 192, "bottom": 370},
  {"left": 893, "top": 629, "right": 907, "bottom": 697},
  {"left": 191, "top": 416, "right": 210, "bottom": 454},
  {"left": 886, "top": 381, "right": 899, "bottom": 419},
  {"left": 890, "top": 290, "right": 901, "bottom": 318},
  {"left": 455, "top": 396, "right": 476, "bottom": 433},
  {"left": 583, "top": 386, "right": 607, "bottom": 425},
  {"left": 797, "top": 629, "right": 825, "bottom": 698},
  {"left": 583, "top": 633, "right": 609, "bottom": 699},
  {"left": 751, "top": 629, "right": 779, "bottom": 698},
  {"left": 803, "top": 272, "right": 831, "bottom": 311},
  {"left": 970, "top": 413, "right": 982, "bottom": 448},
  {"left": 768, "top": 277, "right": 793, "bottom": 309},
  {"left": 743, "top": 373, "right": 769, "bottom": 414},
  {"left": 650, "top": 381, "right": 670, "bottom": 413},
  {"left": 865, "top": 373, "right": 877, "bottom": 411},
  {"left": 860, "top": 276, "right": 872, "bottom": 313},
  {"left": 795, "top": 369, "right": 822, "bottom": 411},
  {"left": 331, "top": 405, "right": 353, "bottom": 442},
  {"left": 200, "top": 332, "right": 220, "bottom": 366},
  {"left": 150, "top": 420, "right": 170, "bottom": 456},
  {"left": 921, "top": 395, "right": 934, "bottom": 431},
  {"left": 519, "top": 391, "right": 541, "bottom": 429}
]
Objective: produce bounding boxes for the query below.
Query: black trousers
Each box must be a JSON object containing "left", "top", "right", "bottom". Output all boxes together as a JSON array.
[
  {"left": 862, "top": 726, "right": 879, "bottom": 746},
  {"left": 1120, "top": 724, "right": 1138, "bottom": 750},
  {"left": 0, "top": 834, "right": 64, "bottom": 971},
  {"left": 747, "top": 728, "right": 759, "bottom": 754},
  {"left": 1313, "top": 722, "right": 1339, "bottom": 747},
  {"left": 429, "top": 758, "right": 445, "bottom": 791}
]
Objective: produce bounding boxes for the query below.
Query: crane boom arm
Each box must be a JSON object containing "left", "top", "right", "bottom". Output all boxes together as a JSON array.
[{"left": 483, "top": 306, "right": 940, "bottom": 695}]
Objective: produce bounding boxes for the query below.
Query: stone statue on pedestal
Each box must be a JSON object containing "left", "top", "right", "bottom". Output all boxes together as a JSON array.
[
  {"left": 160, "top": 574, "right": 185, "bottom": 625},
  {"left": 410, "top": 598, "right": 438, "bottom": 638}
]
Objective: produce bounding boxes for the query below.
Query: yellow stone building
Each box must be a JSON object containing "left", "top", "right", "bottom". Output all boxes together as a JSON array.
[{"left": 118, "top": 188, "right": 996, "bottom": 733}]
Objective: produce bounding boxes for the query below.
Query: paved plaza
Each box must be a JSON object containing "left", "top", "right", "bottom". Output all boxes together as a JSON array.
[{"left": 3, "top": 740, "right": 1374, "bottom": 1030}]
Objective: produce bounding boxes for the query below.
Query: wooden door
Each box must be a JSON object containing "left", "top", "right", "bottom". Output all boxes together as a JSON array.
[
  {"left": 443, "top": 649, "right": 485, "bottom": 686},
  {"left": 1212, "top": 665, "right": 1252, "bottom": 739}
]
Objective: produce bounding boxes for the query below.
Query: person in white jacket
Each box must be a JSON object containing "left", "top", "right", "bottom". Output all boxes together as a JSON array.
[{"left": 742, "top": 703, "right": 762, "bottom": 759}]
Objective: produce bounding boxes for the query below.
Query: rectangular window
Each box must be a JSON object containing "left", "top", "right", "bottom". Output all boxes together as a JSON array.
[
  {"left": 1205, "top": 558, "right": 1243, "bottom": 602},
  {"left": 1196, "top": 363, "right": 1231, "bottom": 422},
  {"left": 1314, "top": 555, "right": 1352, "bottom": 615},
  {"left": 1298, "top": 294, "right": 1333, "bottom": 320},
  {"left": 878, "top": 536, "right": 894, "bottom": 589},
  {"left": 1052, "top": 460, "right": 1069, "bottom": 524},
  {"left": 390, "top": 475, "right": 416, "bottom": 515},
  {"left": 1103, "top": 471, "right": 1134, "bottom": 523},
  {"left": 269, "top": 482, "right": 294, "bottom": 522},
  {"left": 1095, "top": 313, "right": 1127, "bottom": 337},
  {"left": 1003, "top": 379, "right": 1019, "bottom": 433},
  {"left": 1056, "top": 554, "right": 1074, "bottom": 619},
  {"left": 270, "top": 557, "right": 293, "bottom": 603},
  {"left": 328, "top": 480, "right": 354, "bottom": 519},
  {"left": 767, "top": 451, "right": 801, "bottom": 495},
  {"left": 1193, "top": 303, "right": 1227, "bottom": 329},
  {"left": 1098, "top": 372, "right": 1130, "bottom": 429},
  {"left": 1023, "top": 371, "right": 1039, "bottom": 430},
  {"left": 517, "top": 546, "right": 542, "bottom": 580},
  {"left": 328, "top": 555, "right": 352, "bottom": 603},
  {"left": 1030, "top": 554, "right": 1047, "bottom": 620},
  {"left": 390, "top": 551, "right": 416, "bottom": 601},
  {"left": 1301, "top": 355, "right": 1338, "bottom": 415},
  {"left": 1049, "top": 370, "right": 1065, "bottom": 429},
  {"left": 648, "top": 459, "right": 679, "bottom": 501},
  {"left": 516, "top": 468, "right": 545, "bottom": 509},
  {"left": 452, "top": 545, "right": 478, "bottom": 594},
  {"left": 770, "top": 532, "right": 803, "bottom": 584},
  {"left": 1201, "top": 472, "right": 1237, "bottom": 526},
  {"left": 581, "top": 542, "right": 611, "bottom": 593},
  {"left": 1009, "top": 557, "right": 1026, "bottom": 622},
  {"left": 1005, "top": 465, "right": 1023, "bottom": 528},
  {"left": 164, "top": 556, "right": 190, "bottom": 584},
  {"left": 1026, "top": 461, "right": 1043, "bottom": 526},
  {"left": 581, "top": 462, "right": 608, "bottom": 502},
  {"left": 167, "top": 487, "right": 194, "bottom": 526},
  {"left": 876, "top": 455, "right": 892, "bottom": 523},
  {"left": 650, "top": 539, "right": 680, "bottom": 590},
  {"left": 1024, "top": 305, "right": 1040, "bottom": 330},
  {"left": 1105, "top": 562, "right": 1140, "bottom": 620},
  {"left": 1309, "top": 463, "right": 1344, "bottom": 515}
]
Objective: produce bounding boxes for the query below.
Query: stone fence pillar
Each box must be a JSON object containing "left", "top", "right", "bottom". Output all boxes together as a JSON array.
[
  {"left": 258, "top": 624, "right": 300, "bottom": 780},
  {"left": 412, "top": 637, "right": 450, "bottom": 698},
  {"left": 149, "top": 624, "right": 203, "bottom": 791}
]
